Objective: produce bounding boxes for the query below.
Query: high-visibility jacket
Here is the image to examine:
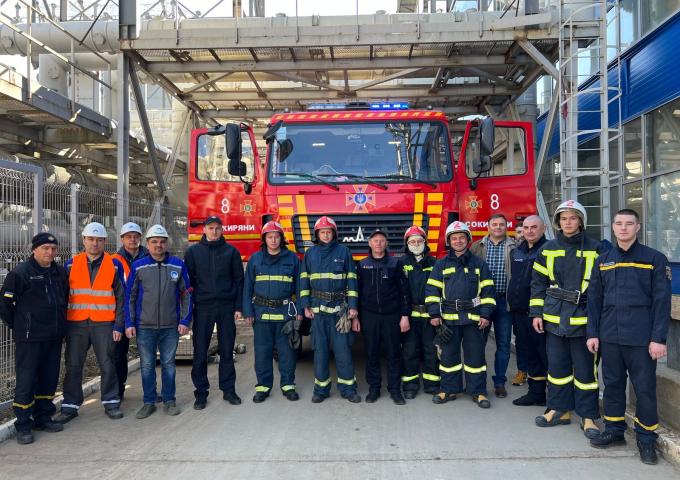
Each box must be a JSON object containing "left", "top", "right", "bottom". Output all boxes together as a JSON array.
[
  {"left": 529, "top": 231, "right": 603, "bottom": 337},
  {"left": 111, "top": 253, "right": 130, "bottom": 279},
  {"left": 425, "top": 250, "right": 496, "bottom": 326},
  {"left": 67, "top": 252, "right": 117, "bottom": 322},
  {"left": 242, "top": 247, "right": 300, "bottom": 320},
  {"left": 298, "top": 240, "right": 358, "bottom": 315},
  {"left": 401, "top": 252, "right": 436, "bottom": 318},
  {"left": 111, "top": 246, "right": 148, "bottom": 281}
]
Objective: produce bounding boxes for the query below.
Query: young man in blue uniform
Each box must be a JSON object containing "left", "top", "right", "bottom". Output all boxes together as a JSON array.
[
  {"left": 530, "top": 200, "right": 602, "bottom": 439},
  {"left": 243, "top": 221, "right": 301, "bottom": 402},
  {"left": 587, "top": 209, "right": 672, "bottom": 465},
  {"left": 425, "top": 221, "right": 496, "bottom": 408},
  {"left": 299, "top": 216, "right": 361, "bottom": 404}
]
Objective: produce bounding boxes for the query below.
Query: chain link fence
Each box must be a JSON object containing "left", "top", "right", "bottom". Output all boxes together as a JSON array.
[{"left": 0, "top": 162, "right": 187, "bottom": 407}]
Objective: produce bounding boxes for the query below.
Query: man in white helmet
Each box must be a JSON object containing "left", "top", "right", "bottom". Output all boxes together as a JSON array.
[
  {"left": 111, "top": 222, "right": 148, "bottom": 401},
  {"left": 125, "top": 224, "right": 193, "bottom": 419},
  {"left": 530, "top": 200, "right": 603, "bottom": 439},
  {"left": 56, "top": 222, "right": 127, "bottom": 423},
  {"left": 425, "top": 221, "right": 496, "bottom": 408}
]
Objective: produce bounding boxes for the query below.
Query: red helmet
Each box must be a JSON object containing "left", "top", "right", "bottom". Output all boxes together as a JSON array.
[
  {"left": 261, "top": 221, "right": 286, "bottom": 244},
  {"left": 403, "top": 225, "right": 427, "bottom": 244},
  {"left": 314, "top": 216, "right": 337, "bottom": 233}
]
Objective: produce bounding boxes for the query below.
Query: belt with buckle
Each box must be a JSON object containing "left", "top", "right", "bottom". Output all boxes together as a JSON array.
[
  {"left": 252, "top": 294, "right": 290, "bottom": 308},
  {"left": 411, "top": 304, "right": 428, "bottom": 313},
  {"left": 311, "top": 290, "right": 346, "bottom": 302},
  {"left": 441, "top": 297, "right": 481, "bottom": 311},
  {"left": 546, "top": 287, "right": 587, "bottom": 305}
]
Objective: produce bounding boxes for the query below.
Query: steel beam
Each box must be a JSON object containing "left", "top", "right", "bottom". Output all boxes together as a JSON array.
[
  {"left": 129, "top": 56, "right": 166, "bottom": 195},
  {"left": 163, "top": 108, "right": 191, "bottom": 186},
  {"left": 116, "top": 52, "right": 130, "bottom": 237},
  {"left": 517, "top": 38, "right": 559, "bottom": 79},
  {"left": 536, "top": 83, "right": 558, "bottom": 183},
  {"left": 200, "top": 105, "right": 479, "bottom": 120},
  {"left": 350, "top": 68, "right": 423, "bottom": 92},
  {"left": 144, "top": 54, "right": 534, "bottom": 74},
  {"left": 181, "top": 85, "right": 517, "bottom": 101}
]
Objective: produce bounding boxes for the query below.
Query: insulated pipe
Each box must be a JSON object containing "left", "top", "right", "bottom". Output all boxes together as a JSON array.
[
  {"left": 38, "top": 53, "right": 67, "bottom": 95},
  {"left": 0, "top": 20, "right": 119, "bottom": 56}
]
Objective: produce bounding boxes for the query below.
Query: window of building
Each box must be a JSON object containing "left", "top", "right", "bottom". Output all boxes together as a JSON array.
[
  {"left": 624, "top": 118, "right": 644, "bottom": 179},
  {"left": 642, "top": 0, "right": 680, "bottom": 36},
  {"left": 623, "top": 181, "right": 644, "bottom": 227},
  {"left": 646, "top": 170, "right": 680, "bottom": 261},
  {"left": 647, "top": 96, "right": 680, "bottom": 174}
]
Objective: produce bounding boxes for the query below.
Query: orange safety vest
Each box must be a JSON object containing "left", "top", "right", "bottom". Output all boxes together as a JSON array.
[
  {"left": 111, "top": 253, "right": 131, "bottom": 280},
  {"left": 67, "top": 252, "right": 117, "bottom": 322}
]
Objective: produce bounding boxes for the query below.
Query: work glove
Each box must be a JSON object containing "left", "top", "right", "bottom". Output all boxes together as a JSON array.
[
  {"left": 335, "top": 307, "right": 351, "bottom": 334},
  {"left": 282, "top": 319, "right": 302, "bottom": 350}
]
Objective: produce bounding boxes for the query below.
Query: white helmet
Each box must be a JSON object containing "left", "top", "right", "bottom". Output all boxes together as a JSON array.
[
  {"left": 445, "top": 221, "right": 472, "bottom": 243},
  {"left": 120, "top": 222, "right": 142, "bottom": 236},
  {"left": 82, "top": 222, "right": 107, "bottom": 238},
  {"left": 553, "top": 200, "right": 587, "bottom": 230},
  {"left": 146, "top": 224, "right": 169, "bottom": 239}
]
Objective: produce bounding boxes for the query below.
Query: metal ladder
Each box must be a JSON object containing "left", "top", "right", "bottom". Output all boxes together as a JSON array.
[{"left": 558, "top": 0, "right": 622, "bottom": 240}]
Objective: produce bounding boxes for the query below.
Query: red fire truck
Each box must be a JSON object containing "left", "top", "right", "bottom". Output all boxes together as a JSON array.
[{"left": 188, "top": 102, "right": 537, "bottom": 259}]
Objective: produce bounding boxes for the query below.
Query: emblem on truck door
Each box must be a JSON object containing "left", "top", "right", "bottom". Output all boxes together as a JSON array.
[{"left": 465, "top": 195, "right": 482, "bottom": 214}]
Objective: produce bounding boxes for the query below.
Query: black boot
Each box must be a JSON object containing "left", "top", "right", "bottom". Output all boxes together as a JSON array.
[
  {"left": 512, "top": 393, "right": 546, "bottom": 407},
  {"left": 252, "top": 391, "right": 269, "bottom": 403},
  {"left": 193, "top": 393, "right": 207, "bottom": 410},
  {"left": 637, "top": 440, "right": 658, "bottom": 465},
  {"left": 590, "top": 431, "right": 626, "bottom": 449},
  {"left": 365, "top": 391, "right": 380, "bottom": 403},
  {"left": 33, "top": 420, "right": 64, "bottom": 433},
  {"left": 16, "top": 430, "right": 34, "bottom": 445}
]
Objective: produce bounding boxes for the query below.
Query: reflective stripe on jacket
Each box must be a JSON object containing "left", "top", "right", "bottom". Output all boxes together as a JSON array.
[
  {"left": 67, "top": 253, "right": 116, "bottom": 322},
  {"left": 529, "top": 231, "right": 602, "bottom": 337},
  {"left": 424, "top": 250, "right": 496, "bottom": 326}
]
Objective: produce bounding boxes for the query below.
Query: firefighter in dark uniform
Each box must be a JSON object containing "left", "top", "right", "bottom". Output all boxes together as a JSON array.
[
  {"left": 531, "top": 200, "right": 602, "bottom": 438},
  {"left": 587, "top": 209, "right": 672, "bottom": 465},
  {"left": 299, "top": 216, "right": 361, "bottom": 403},
  {"left": 0, "top": 233, "right": 68, "bottom": 444},
  {"left": 425, "top": 221, "right": 496, "bottom": 408},
  {"left": 509, "top": 215, "right": 549, "bottom": 407},
  {"left": 243, "top": 221, "right": 301, "bottom": 403},
  {"left": 401, "top": 225, "right": 440, "bottom": 398},
  {"left": 357, "top": 229, "right": 411, "bottom": 405}
]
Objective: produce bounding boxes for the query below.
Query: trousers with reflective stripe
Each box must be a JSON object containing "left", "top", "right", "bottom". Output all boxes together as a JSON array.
[
  {"left": 438, "top": 324, "right": 487, "bottom": 396},
  {"left": 546, "top": 333, "right": 599, "bottom": 419},
  {"left": 601, "top": 342, "right": 659, "bottom": 442},
  {"left": 311, "top": 313, "right": 357, "bottom": 397},
  {"left": 13, "top": 340, "right": 62, "bottom": 432},
  {"left": 253, "top": 319, "right": 296, "bottom": 393},
  {"left": 402, "top": 317, "right": 440, "bottom": 391}
]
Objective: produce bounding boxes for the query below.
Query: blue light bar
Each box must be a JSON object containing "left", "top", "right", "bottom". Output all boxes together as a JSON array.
[{"left": 307, "top": 102, "right": 410, "bottom": 111}]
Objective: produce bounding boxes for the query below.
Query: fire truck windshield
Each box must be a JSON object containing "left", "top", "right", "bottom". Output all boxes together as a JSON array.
[{"left": 268, "top": 121, "right": 452, "bottom": 185}]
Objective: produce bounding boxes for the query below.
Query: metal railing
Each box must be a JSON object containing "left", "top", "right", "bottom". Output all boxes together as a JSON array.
[{"left": 0, "top": 160, "right": 187, "bottom": 406}]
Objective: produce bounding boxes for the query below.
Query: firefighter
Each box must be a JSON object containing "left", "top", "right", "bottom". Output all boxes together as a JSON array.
[
  {"left": 400, "top": 225, "right": 440, "bottom": 398},
  {"left": 425, "top": 221, "right": 496, "bottom": 408},
  {"left": 356, "top": 229, "right": 411, "bottom": 405},
  {"left": 587, "top": 209, "right": 672, "bottom": 465},
  {"left": 243, "top": 221, "right": 301, "bottom": 403},
  {"left": 0, "top": 233, "right": 68, "bottom": 444},
  {"left": 111, "top": 222, "right": 148, "bottom": 401},
  {"left": 56, "top": 222, "right": 126, "bottom": 423},
  {"left": 508, "top": 215, "right": 549, "bottom": 407},
  {"left": 530, "top": 200, "right": 602, "bottom": 439},
  {"left": 299, "top": 216, "right": 361, "bottom": 403}
]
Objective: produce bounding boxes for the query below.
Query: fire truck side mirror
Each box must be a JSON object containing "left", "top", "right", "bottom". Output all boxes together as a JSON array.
[
  {"left": 226, "top": 124, "right": 246, "bottom": 177},
  {"left": 478, "top": 116, "right": 495, "bottom": 166}
]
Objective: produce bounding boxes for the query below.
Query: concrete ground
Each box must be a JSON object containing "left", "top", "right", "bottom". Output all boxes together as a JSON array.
[{"left": 1, "top": 327, "right": 678, "bottom": 480}]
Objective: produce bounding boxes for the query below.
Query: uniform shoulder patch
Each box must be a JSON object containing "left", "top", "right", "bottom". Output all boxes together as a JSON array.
[{"left": 666, "top": 266, "right": 672, "bottom": 281}]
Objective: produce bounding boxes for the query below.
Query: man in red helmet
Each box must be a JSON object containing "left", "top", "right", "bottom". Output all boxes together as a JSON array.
[
  {"left": 401, "top": 225, "right": 440, "bottom": 398},
  {"left": 298, "top": 216, "right": 361, "bottom": 403},
  {"left": 243, "top": 221, "right": 301, "bottom": 403}
]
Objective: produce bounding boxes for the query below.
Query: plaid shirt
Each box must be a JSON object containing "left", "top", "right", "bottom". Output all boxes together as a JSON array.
[{"left": 486, "top": 239, "right": 507, "bottom": 295}]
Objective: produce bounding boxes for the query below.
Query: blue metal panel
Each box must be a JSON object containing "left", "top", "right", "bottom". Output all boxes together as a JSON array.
[{"left": 537, "top": 9, "right": 680, "bottom": 158}]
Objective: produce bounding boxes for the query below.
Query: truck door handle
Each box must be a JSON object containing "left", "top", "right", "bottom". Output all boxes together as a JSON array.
[{"left": 299, "top": 189, "right": 322, "bottom": 194}]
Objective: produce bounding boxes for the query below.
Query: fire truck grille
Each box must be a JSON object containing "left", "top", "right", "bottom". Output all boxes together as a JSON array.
[{"left": 291, "top": 213, "right": 429, "bottom": 255}]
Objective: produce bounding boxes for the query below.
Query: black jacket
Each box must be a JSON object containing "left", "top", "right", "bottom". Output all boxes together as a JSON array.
[
  {"left": 401, "top": 252, "right": 436, "bottom": 308},
  {"left": 357, "top": 254, "right": 410, "bottom": 316},
  {"left": 0, "top": 256, "right": 68, "bottom": 342},
  {"left": 507, "top": 235, "right": 548, "bottom": 313},
  {"left": 185, "top": 235, "right": 244, "bottom": 310},
  {"left": 587, "top": 240, "right": 671, "bottom": 346},
  {"left": 530, "top": 231, "right": 603, "bottom": 338}
]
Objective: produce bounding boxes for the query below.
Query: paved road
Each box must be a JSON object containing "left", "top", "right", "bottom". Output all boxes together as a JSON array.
[{"left": 1, "top": 327, "right": 678, "bottom": 479}]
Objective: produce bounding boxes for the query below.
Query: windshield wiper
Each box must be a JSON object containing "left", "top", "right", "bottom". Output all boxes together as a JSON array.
[
  {"left": 316, "top": 173, "right": 389, "bottom": 190},
  {"left": 369, "top": 174, "right": 437, "bottom": 189},
  {"left": 272, "top": 172, "right": 340, "bottom": 191}
]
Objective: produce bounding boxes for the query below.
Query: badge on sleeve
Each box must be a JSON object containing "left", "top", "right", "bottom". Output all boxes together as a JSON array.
[{"left": 666, "top": 266, "right": 672, "bottom": 281}]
